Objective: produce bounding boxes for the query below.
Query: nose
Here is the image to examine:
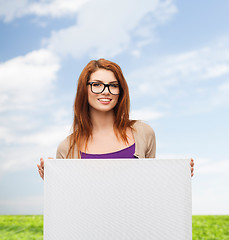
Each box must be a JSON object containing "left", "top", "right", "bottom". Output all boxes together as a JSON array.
[{"left": 102, "top": 85, "right": 110, "bottom": 94}]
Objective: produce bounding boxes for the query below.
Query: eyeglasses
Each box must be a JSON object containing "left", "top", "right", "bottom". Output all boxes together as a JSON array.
[{"left": 87, "top": 82, "right": 120, "bottom": 95}]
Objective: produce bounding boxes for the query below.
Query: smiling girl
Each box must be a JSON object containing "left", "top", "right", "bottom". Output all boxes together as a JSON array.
[{"left": 37, "top": 58, "right": 194, "bottom": 179}]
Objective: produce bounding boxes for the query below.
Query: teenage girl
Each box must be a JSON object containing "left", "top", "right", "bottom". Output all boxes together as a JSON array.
[{"left": 37, "top": 59, "right": 194, "bottom": 179}]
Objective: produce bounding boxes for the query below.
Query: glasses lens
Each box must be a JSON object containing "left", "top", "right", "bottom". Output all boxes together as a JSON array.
[
  {"left": 109, "top": 84, "right": 119, "bottom": 95},
  {"left": 91, "top": 82, "right": 104, "bottom": 93}
]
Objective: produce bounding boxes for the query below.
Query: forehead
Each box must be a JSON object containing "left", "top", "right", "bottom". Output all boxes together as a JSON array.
[{"left": 90, "top": 69, "right": 118, "bottom": 83}]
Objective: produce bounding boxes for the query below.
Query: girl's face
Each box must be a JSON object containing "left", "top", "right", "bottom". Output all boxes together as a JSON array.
[{"left": 87, "top": 69, "right": 119, "bottom": 113}]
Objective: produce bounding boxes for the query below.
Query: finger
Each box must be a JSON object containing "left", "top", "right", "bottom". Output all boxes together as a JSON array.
[
  {"left": 37, "top": 164, "right": 43, "bottom": 171},
  {"left": 190, "top": 159, "right": 194, "bottom": 167},
  {"left": 40, "top": 159, "right": 44, "bottom": 168},
  {"left": 48, "top": 157, "right": 54, "bottom": 159},
  {"left": 38, "top": 169, "right": 44, "bottom": 180},
  {"left": 39, "top": 166, "right": 44, "bottom": 174},
  {"left": 38, "top": 169, "right": 42, "bottom": 177},
  {"left": 38, "top": 166, "right": 44, "bottom": 174}
]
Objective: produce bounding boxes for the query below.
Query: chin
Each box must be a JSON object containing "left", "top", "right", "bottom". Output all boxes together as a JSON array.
[
  {"left": 91, "top": 105, "right": 116, "bottom": 113},
  {"left": 98, "top": 107, "right": 115, "bottom": 112}
]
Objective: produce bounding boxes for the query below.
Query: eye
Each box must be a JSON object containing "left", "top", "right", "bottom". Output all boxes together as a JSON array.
[
  {"left": 110, "top": 84, "right": 119, "bottom": 88},
  {"left": 92, "top": 82, "right": 102, "bottom": 87}
]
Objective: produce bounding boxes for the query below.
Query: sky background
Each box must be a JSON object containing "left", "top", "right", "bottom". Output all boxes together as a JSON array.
[{"left": 0, "top": 0, "right": 229, "bottom": 215}]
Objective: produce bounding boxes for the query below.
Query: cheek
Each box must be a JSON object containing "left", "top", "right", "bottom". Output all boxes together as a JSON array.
[
  {"left": 87, "top": 89, "right": 95, "bottom": 107},
  {"left": 113, "top": 96, "right": 119, "bottom": 106}
]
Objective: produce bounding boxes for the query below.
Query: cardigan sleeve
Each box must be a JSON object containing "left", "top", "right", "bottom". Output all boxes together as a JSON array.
[
  {"left": 143, "top": 123, "right": 156, "bottom": 158},
  {"left": 56, "top": 137, "right": 69, "bottom": 159}
]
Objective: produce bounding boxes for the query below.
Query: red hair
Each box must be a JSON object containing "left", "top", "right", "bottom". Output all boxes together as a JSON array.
[{"left": 67, "top": 58, "right": 136, "bottom": 158}]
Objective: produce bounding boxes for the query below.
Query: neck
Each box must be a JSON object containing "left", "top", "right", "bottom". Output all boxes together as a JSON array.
[{"left": 90, "top": 108, "right": 115, "bottom": 132}]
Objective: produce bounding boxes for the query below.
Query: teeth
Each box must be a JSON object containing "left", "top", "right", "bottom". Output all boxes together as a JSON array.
[{"left": 99, "top": 99, "right": 111, "bottom": 102}]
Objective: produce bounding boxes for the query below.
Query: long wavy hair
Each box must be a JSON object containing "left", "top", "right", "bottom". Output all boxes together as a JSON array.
[{"left": 67, "top": 58, "right": 136, "bottom": 158}]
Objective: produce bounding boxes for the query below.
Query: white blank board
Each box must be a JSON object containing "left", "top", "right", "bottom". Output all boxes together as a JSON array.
[{"left": 44, "top": 159, "right": 192, "bottom": 240}]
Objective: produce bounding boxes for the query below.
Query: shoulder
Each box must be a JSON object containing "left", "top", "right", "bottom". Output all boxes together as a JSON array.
[
  {"left": 56, "top": 135, "right": 72, "bottom": 159},
  {"left": 132, "top": 120, "right": 156, "bottom": 158},
  {"left": 57, "top": 135, "right": 71, "bottom": 150},
  {"left": 132, "top": 120, "right": 155, "bottom": 138}
]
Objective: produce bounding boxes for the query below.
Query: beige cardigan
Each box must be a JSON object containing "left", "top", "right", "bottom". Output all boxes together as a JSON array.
[{"left": 56, "top": 120, "right": 156, "bottom": 159}]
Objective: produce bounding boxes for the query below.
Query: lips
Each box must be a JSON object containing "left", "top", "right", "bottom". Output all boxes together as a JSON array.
[{"left": 98, "top": 98, "right": 112, "bottom": 104}]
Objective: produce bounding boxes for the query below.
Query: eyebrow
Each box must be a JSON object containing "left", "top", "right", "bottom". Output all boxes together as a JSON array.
[{"left": 92, "top": 80, "right": 119, "bottom": 84}]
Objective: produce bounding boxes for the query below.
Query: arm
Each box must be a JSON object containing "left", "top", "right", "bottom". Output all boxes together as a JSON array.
[
  {"left": 145, "top": 129, "right": 156, "bottom": 158},
  {"left": 56, "top": 136, "right": 70, "bottom": 159},
  {"left": 141, "top": 122, "right": 156, "bottom": 158}
]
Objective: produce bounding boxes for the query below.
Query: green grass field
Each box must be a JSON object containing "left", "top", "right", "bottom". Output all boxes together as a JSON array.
[{"left": 0, "top": 215, "right": 229, "bottom": 239}]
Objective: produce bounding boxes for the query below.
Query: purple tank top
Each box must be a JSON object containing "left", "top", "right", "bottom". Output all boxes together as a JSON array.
[{"left": 81, "top": 143, "right": 136, "bottom": 159}]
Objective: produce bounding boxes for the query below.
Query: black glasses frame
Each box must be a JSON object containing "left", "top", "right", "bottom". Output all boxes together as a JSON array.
[{"left": 87, "top": 82, "right": 120, "bottom": 95}]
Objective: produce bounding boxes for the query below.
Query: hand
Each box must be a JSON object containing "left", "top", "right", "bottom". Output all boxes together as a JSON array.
[
  {"left": 190, "top": 158, "right": 194, "bottom": 177},
  {"left": 37, "top": 157, "right": 53, "bottom": 180}
]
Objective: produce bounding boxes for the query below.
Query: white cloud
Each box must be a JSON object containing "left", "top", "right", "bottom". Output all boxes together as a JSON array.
[
  {"left": 129, "top": 41, "right": 229, "bottom": 96},
  {"left": 20, "top": 124, "right": 71, "bottom": 146},
  {"left": 197, "top": 158, "right": 229, "bottom": 174},
  {"left": 26, "top": 0, "right": 89, "bottom": 18},
  {"left": 127, "top": 37, "right": 229, "bottom": 114},
  {"left": 202, "top": 64, "right": 229, "bottom": 79},
  {"left": 212, "top": 80, "right": 229, "bottom": 107},
  {"left": 0, "top": 123, "right": 71, "bottom": 172},
  {"left": 0, "top": 0, "right": 176, "bottom": 25},
  {"left": 191, "top": 157, "right": 229, "bottom": 215},
  {"left": 0, "top": 0, "right": 89, "bottom": 22},
  {"left": 0, "top": 0, "right": 28, "bottom": 22},
  {"left": 0, "top": 48, "right": 65, "bottom": 174},
  {"left": 130, "top": 50, "right": 141, "bottom": 57},
  {"left": 0, "top": 48, "right": 60, "bottom": 111},
  {"left": 193, "top": 188, "right": 229, "bottom": 215},
  {"left": 152, "top": 0, "right": 177, "bottom": 23},
  {"left": 0, "top": 195, "right": 43, "bottom": 214},
  {"left": 1, "top": 0, "right": 177, "bottom": 59},
  {"left": 44, "top": 0, "right": 177, "bottom": 59},
  {"left": 130, "top": 108, "right": 164, "bottom": 121},
  {"left": 0, "top": 121, "right": 71, "bottom": 146}
]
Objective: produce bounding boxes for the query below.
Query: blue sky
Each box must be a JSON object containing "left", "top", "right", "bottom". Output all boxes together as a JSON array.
[{"left": 0, "top": 0, "right": 229, "bottom": 215}]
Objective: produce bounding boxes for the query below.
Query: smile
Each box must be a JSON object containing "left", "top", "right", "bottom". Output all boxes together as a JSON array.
[{"left": 98, "top": 98, "right": 112, "bottom": 103}]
